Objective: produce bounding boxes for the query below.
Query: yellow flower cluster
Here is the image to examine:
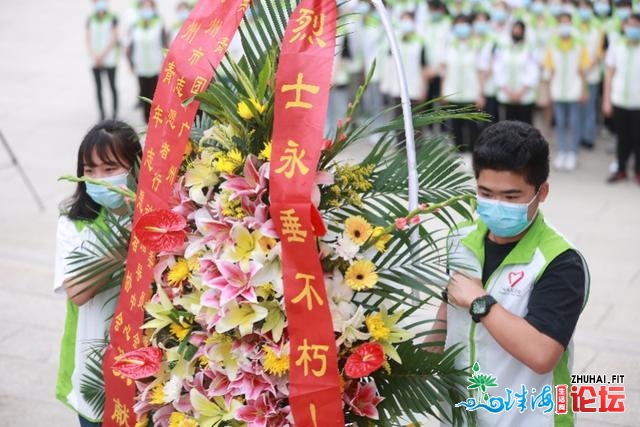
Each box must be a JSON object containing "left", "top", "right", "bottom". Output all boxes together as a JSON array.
[
  {"left": 170, "top": 322, "right": 190, "bottom": 341},
  {"left": 213, "top": 148, "right": 244, "bottom": 174},
  {"left": 328, "top": 163, "right": 375, "bottom": 209},
  {"left": 167, "top": 258, "right": 191, "bottom": 287},
  {"left": 366, "top": 313, "right": 391, "bottom": 341},
  {"left": 237, "top": 98, "right": 266, "bottom": 120},
  {"left": 149, "top": 383, "right": 166, "bottom": 404},
  {"left": 262, "top": 345, "right": 289, "bottom": 377},
  {"left": 168, "top": 412, "right": 198, "bottom": 427},
  {"left": 259, "top": 141, "right": 272, "bottom": 161},
  {"left": 220, "top": 190, "right": 245, "bottom": 219}
]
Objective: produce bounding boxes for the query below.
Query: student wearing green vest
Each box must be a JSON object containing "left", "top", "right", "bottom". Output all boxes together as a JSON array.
[
  {"left": 54, "top": 120, "right": 141, "bottom": 427},
  {"left": 428, "top": 121, "right": 589, "bottom": 426},
  {"left": 87, "top": 0, "right": 120, "bottom": 121}
]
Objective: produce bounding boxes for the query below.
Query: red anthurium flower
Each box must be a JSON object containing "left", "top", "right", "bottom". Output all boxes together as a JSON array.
[
  {"left": 134, "top": 209, "right": 187, "bottom": 252},
  {"left": 112, "top": 347, "right": 163, "bottom": 379},
  {"left": 344, "top": 342, "right": 385, "bottom": 378}
]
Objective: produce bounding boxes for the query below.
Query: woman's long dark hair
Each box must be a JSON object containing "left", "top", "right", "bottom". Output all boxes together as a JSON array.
[{"left": 62, "top": 120, "right": 142, "bottom": 221}]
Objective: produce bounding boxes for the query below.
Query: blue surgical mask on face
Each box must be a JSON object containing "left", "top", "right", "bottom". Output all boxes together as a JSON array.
[
  {"left": 492, "top": 9, "right": 508, "bottom": 23},
  {"left": 474, "top": 21, "right": 490, "bottom": 35},
  {"left": 549, "top": 4, "right": 563, "bottom": 16},
  {"left": 177, "top": 8, "right": 189, "bottom": 22},
  {"left": 616, "top": 8, "right": 631, "bottom": 21},
  {"left": 140, "top": 7, "right": 155, "bottom": 21},
  {"left": 578, "top": 7, "right": 593, "bottom": 21},
  {"left": 558, "top": 23, "right": 573, "bottom": 37},
  {"left": 625, "top": 26, "right": 640, "bottom": 41},
  {"left": 476, "top": 193, "right": 538, "bottom": 238},
  {"left": 85, "top": 172, "right": 129, "bottom": 209},
  {"left": 454, "top": 22, "right": 472, "bottom": 39},
  {"left": 95, "top": 0, "right": 108, "bottom": 13},
  {"left": 531, "top": 2, "right": 545, "bottom": 14},
  {"left": 594, "top": 2, "right": 610, "bottom": 16}
]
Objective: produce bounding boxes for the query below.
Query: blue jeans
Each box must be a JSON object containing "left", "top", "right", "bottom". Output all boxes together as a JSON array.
[
  {"left": 553, "top": 101, "right": 580, "bottom": 153},
  {"left": 578, "top": 83, "right": 599, "bottom": 144},
  {"left": 79, "top": 415, "right": 101, "bottom": 427}
]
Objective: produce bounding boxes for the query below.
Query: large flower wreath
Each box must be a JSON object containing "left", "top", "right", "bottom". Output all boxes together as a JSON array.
[{"left": 65, "top": 1, "right": 486, "bottom": 426}]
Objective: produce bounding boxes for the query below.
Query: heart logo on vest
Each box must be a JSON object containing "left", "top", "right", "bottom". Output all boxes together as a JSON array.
[{"left": 508, "top": 271, "right": 525, "bottom": 288}]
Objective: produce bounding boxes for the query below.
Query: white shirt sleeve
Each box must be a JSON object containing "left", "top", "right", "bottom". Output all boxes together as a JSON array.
[
  {"left": 522, "top": 52, "right": 541, "bottom": 89},
  {"left": 53, "top": 216, "right": 83, "bottom": 295},
  {"left": 492, "top": 50, "right": 507, "bottom": 87},
  {"left": 604, "top": 44, "right": 616, "bottom": 69}
]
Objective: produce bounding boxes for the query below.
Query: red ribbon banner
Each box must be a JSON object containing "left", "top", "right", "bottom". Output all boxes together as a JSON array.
[
  {"left": 102, "top": 2, "right": 248, "bottom": 426},
  {"left": 269, "top": 0, "right": 344, "bottom": 425}
]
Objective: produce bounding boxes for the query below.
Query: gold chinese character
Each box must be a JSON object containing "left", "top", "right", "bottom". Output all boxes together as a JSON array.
[
  {"left": 181, "top": 21, "right": 201, "bottom": 44},
  {"left": 144, "top": 148, "right": 155, "bottom": 172},
  {"left": 162, "top": 61, "right": 176, "bottom": 84},
  {"left": 131, "top": 235, "right": 140, "bottom": 253},
  {"left": 188, "top": 47, "right": 205, "bottom": 65},
  {"left": 138, "top": 291, "right": 147, "bottom": 308},
  {"left": 175, "top": 76, "right": 186, "bottom": 98},
  {"left": 135, "top": 190, "right": 145, "bottom": 213},
  {"left": 147, "top": 252, "right": 155, "bottom": 268},
  {"left": 160, "top": 142, "right": 171, "bottom": 160},
  {"left": 290, "top": 8, "right": 327, "bottom": 47},
  {"left": 111, "top": 398, "right": 131, "bottom": 426},
  {"left": 295, "top": 339, "right": 329, "bottom": 377},
  {"left": 114, "top": 311, "right": 123, "bottom": 332},
  {"left": 310, "top": 403, "right": 319, "bottom": 427},
  {"left": 291, "top": 273, "right": 324, "bottom": 310},
  {"left": 144, "top": 204, "right": 153, "bottom": 214},
  {"left": 204, "top": 18, "right": 222, "bottom": 37},
  {"left": 152, "top": 105, "right": 164, "bottom": 127},
  {"left": 123, "top": 324, "right": 132, "bottom": 341},
  {"left": 167, "top": 109, "right": 177, "bottom": 130},
  {"left": 281, "top": 72, "right": 320, "bottom": 109},
  {"left": 129, "top": 293, "right": 137, "bottom": 311},
  {"left": 274, "top": 140, "right": 310, "bottom": 178},
  {"left": 135, "top": 263, "right": 143, "bottom": 281},
  {"left": 124, "top": 272, "right": 133, "bottom": 293},
  {"left": 279, "top": 208, "right": 308, "bottom": 242},
  {"left": 132, "top": 332, "right": 141, "bottom": 349},
  {"left": 167, "top": 165, "right": 178, "bottom": 183},
  {"left": 239, "top": 0, "right": 250, "bottom": 13},
  {"left": 178, "top": 121, "right": 191, "bottom": 137},
  {"left": 215, "top": 37, "right": 230, "bottom": 54},
  {"left": 151, "top": 172, "right": 163, "bottom": 192},
  {"left": 190, "top": 76, "right": 208, "bottom": 94}
]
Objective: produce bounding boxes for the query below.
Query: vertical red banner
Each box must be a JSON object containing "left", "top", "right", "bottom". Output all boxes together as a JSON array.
[
  {"left": 269, "top": 0, "right": 344, "bottom": 425},
  {"left": 102, "top": 2, "right": 249, "bottom": 426}
]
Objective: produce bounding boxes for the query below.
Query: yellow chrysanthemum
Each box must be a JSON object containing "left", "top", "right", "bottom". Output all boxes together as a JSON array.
[
  {"left": 170, "top": 323, "right": 190, "bottom": 341},
  {"left": 259, "top": 141, "right": 272, "bottom": 161},
  {"left": 344, "top": 259, "right": 378, "bottom": 291},
  {"left": 262, "top": 345, "right": 289, "bottom": 377},
  {"left": 221, "top": 190, "right": 245, "bottom": 219},
  {"left": 214, "top": 148, "right": 245, "bottom": 174},
  {"left": 366, "top": 313, "right": 391, "bottom": 341},
  {"left": 167, "top": 258, "right": 190, "bottom": 286},
  {"left": 169, "top": 412, "right": 198, "bottom": 427},
  {"left": 345, "top": 216, "right": 373, "bottom": 245},
  {"left": 237, "top": 98, "right": 266, "bottom": 120},
  {"left": 149, "top": 383, "right": 165, "bottom": 405},
  {"left": 371, "top": 226, "right": 392, "bottom": 252}
]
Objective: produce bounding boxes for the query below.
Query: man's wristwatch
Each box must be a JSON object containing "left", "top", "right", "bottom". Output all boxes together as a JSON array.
[{"left": 469, "top": 295, "right": 497, "bottom": 323}]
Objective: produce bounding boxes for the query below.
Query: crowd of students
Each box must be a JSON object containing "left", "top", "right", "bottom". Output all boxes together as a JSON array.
[
  {"left": 86, "top": 0, "right": 640, "bottom": 183},
  {"left": 334, "top": 0, "right": 640, "bottom": 182}
]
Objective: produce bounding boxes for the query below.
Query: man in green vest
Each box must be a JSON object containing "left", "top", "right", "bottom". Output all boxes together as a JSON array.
[{"left": 429, "top": 120, "right": 590, "bottom": 426}]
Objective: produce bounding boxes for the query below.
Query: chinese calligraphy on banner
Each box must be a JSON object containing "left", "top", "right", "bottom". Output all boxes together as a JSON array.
[
  {"left": 102, "top": 2, "right": 247, "bottom": 426},
  {"left": 270, "top": 0, "right": 343, "bottom": 425}
]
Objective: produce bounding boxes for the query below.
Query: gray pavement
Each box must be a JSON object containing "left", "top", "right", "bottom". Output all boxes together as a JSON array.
[{"left": 0, "top": 1, "right": 638, "bottom": 426}]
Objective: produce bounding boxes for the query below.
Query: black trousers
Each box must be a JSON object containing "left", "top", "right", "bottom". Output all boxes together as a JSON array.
[
  {"left": 92, "top": 67, "right": 117, "bottom": 120},
  {"left": 613, "top": 106, "right": 640, "bottom": 174},
  {"left": 500, "top": 103, "right": 534, "bottom": 125},
  {"left": 448, "top": 102, "right": 480, "bottom": 152},
  {"left": 138, "top": 75, "right": 159, "bottom": 122}
]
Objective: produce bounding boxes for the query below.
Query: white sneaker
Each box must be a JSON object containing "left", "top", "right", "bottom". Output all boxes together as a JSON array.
[
  {"left": 609, "top": 161, "right": 618, "bottom": 174},
  {"left": 564, "top": 152, "right": 577, "bottom": 171},
  {"left": 553, "top": 153, "right": 566, "bottom": 171}
]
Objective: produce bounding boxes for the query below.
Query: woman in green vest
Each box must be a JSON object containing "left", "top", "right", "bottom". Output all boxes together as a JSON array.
[{"left": 54, "top": 120, "right": 141, "bottom": 427}]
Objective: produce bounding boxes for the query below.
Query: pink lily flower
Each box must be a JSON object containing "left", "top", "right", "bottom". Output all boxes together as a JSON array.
[{"left": 344, "top": 381, "right": 385, "bottom": 420}]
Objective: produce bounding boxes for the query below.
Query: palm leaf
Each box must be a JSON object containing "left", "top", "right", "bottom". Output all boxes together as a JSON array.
[{"left": 79, "top": 338, "right": 108, "bottom": 417}]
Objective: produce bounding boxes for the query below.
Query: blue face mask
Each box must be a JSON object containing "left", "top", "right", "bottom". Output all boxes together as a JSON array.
[
  {"left": 474, "top": 21, "right": 490, "bottom": 35},
  {"left": 492, "top": 10, "right": 508, "bottom": 23},
  {"left": 625, "top": 26, "right": 640, "bottom": 41},
  {"left": 85, "top": 172, "right": 129, "bottom": 209},
  {"left": 616, "top": 8, "right": 631, "bottom": 21},
  {"left": 95, "top": 0, "right": 108, "bottom": 13},
  {"left": 549, "top": 4, "right": 563, "bottom": 16},
  {"left": 177, "top": 9, "right": 190, "bottom": 22},
  {"left": 476, "top": 193, "right": 538, "bottom": 238},
  {"left": 594, "top": 2, "right": 610, "bottom": 16},
  {"left": 578, "top": 7, "right": 593, "bottom": 21},
  {"left": 140, "top": 7, "right": 155, "bottom": 21},
  {"left": 531, "top": 2, "right": 545, "bottom": 14},
  {"left": 558, "top": 23, "right": 573, "bottom": 37},
  {"left": 454, "top": 23, "right": 472, "bottom": 39}
]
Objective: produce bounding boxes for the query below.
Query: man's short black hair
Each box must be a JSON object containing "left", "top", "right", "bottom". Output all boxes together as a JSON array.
[{"left": 472, "top": 121, "right": 549, "bottom": 189}]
